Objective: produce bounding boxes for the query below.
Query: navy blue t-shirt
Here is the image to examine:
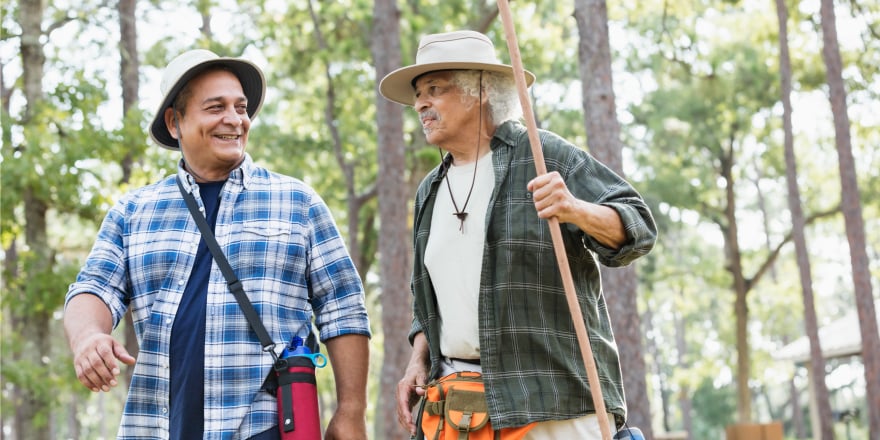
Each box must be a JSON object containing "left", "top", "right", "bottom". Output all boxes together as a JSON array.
[{"left": 169, "top": 180, "right": 223, "bottom": 440}]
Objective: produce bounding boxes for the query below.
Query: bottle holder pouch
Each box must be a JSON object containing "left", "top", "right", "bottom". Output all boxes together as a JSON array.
[{"left": 275, "top": 356, "right": 321, "bottom": 440}]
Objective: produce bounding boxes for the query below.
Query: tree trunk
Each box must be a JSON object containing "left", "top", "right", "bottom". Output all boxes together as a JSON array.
[
  {"left": 371, "top": 1, "right": 413, "bottom": 439},
  {"left": 118, "top": 0, "right": 140, "bottom": 390},
  {"left": 674, "top": 294, "right": 693, "bottom": 438},
  {"left": 15, "top": 0, "right": 53, "bottom": 438},
  {"left": 749, "top": 160, "right": 777, "bottom": 282},
  {"left": 819, "top": 0, "right": 880, "bottom": 437},
  {"left": 602, "top": 268, "right": 651, "bottom": 429},
  {"left": 775, "top": 0, "right": 835, "bottom": 437},
  {"left": 1, "top": 50, "right": 17, "bottom": 440},
  {"left": 118, "top": 0, "right": 138, "bottom": 185},
  {"left": 16, "top": 306, "right": 51, "bottom": 440},
  {"left": 573, "top": 0, "right": 652, "bottom": 435},
  {"left": 20, "top": 1, "right": 44, "bottom": 115},
  {"left": 719, "top": 144, "right": 752, "bottom": 424},
  {"left": 789, "top": 369, "right": 806, "bottom": 439}
]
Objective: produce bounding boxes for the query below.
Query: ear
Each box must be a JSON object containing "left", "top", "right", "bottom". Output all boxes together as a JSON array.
[{"left": 164, "top": 108, "right": 179, "bottom": 139}]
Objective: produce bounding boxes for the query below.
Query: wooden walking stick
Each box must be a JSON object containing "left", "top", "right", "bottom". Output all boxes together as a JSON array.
[{"left": 495, "top": 1, "right": 614, "bottom": 439}]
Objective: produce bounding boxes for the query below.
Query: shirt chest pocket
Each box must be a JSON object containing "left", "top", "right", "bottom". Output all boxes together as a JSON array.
[
  {"left": 242, "top": 222, "right": 291, "bottom": 239},
  {"left": 232, "top": 222, "right": 308, "bottom": 279},
  {"left": 498, "top": 190, "right": 542, "bottom": 240}
]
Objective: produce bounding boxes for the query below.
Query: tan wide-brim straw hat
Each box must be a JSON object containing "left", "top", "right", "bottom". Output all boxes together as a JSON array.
[
  {"left": 379, "top": 30, "right": 536, "bottom": 106},
  {"left": 149, "top": 49, "right": 266, "bottom": 150}
]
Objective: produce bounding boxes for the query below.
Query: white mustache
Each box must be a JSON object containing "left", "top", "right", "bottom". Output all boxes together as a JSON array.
[{"left": 420, "top": 110, "right": 439, "bottom": 124}]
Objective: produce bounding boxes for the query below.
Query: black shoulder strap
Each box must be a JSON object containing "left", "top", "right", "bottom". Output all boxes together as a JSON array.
[{"left": 176, "top": 176, "right": 277, "bottom": 360}]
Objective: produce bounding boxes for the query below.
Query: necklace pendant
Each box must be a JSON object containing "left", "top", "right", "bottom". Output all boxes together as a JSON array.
[{"left": 454, "top": 212, "right": 468, "bottom": 232}]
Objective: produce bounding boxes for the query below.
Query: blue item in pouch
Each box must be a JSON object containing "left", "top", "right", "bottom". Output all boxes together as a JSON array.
[
  {"left": 613, "top": 426, "right": 645, "bottom": 440},
  {"left": 281, "top": 336, "right": 326, "bottom": 368}
]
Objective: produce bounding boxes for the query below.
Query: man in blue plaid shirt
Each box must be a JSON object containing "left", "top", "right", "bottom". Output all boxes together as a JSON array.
[{"left": 64, "top": 49, "right": 371, "bottom": 440}]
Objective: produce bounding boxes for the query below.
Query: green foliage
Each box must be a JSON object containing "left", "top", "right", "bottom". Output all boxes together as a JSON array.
[
  {"left": 628, "top": 30, "right": 781, "bottom": 228},
  {"left": 0, "top": 252, "right": 78, "bottom": 318},
  {"left": 691, "top": 378, "right": 737, "bottom": 438},
  {"left": 2, "top": 70, "right": 121, "bottom": 222},
  {"left": 0, "top": 333, "right": 85, "bottom": 430},
  {"left": 251, "top": 0, "right": 380, "bottom": 235},
  {"left": 2, "top": 358, "right": 53, "bottom": 429}
]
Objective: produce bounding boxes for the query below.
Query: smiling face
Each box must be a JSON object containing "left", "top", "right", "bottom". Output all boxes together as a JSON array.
[
  {"left": 165, "top": 69, "right": 250, "bottom": 180},
  {"left": 413, "top": 71, "right": 486, "bottom": 160}
]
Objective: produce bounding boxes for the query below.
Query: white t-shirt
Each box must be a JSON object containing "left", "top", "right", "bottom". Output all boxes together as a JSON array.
[{"left": 425, "top": 150, "right": 494, "bottom": 360}]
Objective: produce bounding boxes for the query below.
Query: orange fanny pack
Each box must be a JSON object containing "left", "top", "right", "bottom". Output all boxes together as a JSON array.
[{"left": 419, "top": 371, "right": 536, "bottom": 440}]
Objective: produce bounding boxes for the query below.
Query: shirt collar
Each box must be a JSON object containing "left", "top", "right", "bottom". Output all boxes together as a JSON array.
[
  {"left": 430, "top": 120, "right": 524, "bottom": 185},
  {"left": 176, "top": 153, "right": 255, "bottom": 190},
  {"left": 490, "top": 120, "right": 525, "bottom": 150}
]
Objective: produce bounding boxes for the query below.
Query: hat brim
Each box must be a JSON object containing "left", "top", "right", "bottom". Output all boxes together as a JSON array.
[
  {"left": 149, "top": 58, "right": 266, "bottom": 150},
  {"left": 379, "top": 62, "right": 536, "bottom": 106}
]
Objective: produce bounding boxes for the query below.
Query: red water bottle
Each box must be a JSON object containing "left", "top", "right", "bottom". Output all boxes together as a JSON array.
[{"left": 275, "top": 337, "right": 325, "bottom": 440}]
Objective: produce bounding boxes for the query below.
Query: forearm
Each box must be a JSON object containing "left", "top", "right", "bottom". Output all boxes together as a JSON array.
[
  {"left": 64, "top": 293, "right": 114, "bottom": 351},
  {"left": 325, "top": 334, "right": 370, "bottom": 413},
  {"left": 570, "top": 200, "right": 627, "bottom": 249},
  {"left": 408, "top": 332, "right": 429, "bottom": 371}
]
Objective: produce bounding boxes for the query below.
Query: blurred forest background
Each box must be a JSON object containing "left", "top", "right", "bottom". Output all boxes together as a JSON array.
[{"left": 1, "top": 0, "right": 878, "bottom": 439}]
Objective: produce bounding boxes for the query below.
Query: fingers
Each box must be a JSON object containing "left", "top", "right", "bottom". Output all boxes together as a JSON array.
[
  {"left": 114, "top": 342, "right": 137, "bottom": 365},
  {"left": 73, "top": 334, "right": 132, "bottom": 392},
  {"left": 528, "top": 172, "right": 571, "bottom": 219},
  {"left": 527, "top": 171, "right": 557, "bottom": 192},
  {"left": 397, "top": 366, "right": 429, "bottom": 436},
  {"left": 396, "top": 378, "right": 416, "bottom": 435},
  {"left": 528, "top": 172, "right": 565, "bottom": 203}
]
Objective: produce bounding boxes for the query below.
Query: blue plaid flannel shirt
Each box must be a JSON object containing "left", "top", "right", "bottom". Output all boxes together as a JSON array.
[{"left": 66, "top": 155, "right": 371, "bottom": 439}]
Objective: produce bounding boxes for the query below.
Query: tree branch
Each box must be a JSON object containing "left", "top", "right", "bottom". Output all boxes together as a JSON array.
[{"left": 746, "top": 204, "right": 842, "bottom": 291}]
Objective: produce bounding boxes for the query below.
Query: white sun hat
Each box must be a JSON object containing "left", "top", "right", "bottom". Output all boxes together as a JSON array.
[
  {"left": 379, "top": 30, "right": 535, "bottom": 106},
  {"left": 149, "top": 49, "right": 266, "bottom": 150}
]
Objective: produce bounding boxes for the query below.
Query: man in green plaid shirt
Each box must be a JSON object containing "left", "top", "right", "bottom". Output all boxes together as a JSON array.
[{"left": 380, "top": 31, "right": 657, "bottom": 439}]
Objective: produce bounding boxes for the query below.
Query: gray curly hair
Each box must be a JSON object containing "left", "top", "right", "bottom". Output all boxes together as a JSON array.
[{"left": 450, "top": 70, "right": 522, "bottom": 126}]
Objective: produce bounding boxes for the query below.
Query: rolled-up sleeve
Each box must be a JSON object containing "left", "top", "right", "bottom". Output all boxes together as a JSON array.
[
  {"left": 307, "top": 196, "right": 372, "bottom": 341},
  {"left": 581, "top": 199, "right": 656, "bottom": 267},
  {"left": 66, "top": 200, "right": 131, "bottom": 328}
]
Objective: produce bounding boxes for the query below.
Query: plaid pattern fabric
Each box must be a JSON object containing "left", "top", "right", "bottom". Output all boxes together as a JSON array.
[
  {"left": 410, "top": 121, "right": 656, "bottom": 429},
  {"left": 67, "top": 155, "right": 370, "bottom": 439}
]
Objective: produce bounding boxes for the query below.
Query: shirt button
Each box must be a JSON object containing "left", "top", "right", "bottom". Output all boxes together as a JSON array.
[
  {"left": 165, "top": 318, "right": 172, "bottom": 324},
  {"left": 178, "top": 280, "right": 185, "bottom": 286},
  {"left": 162, "top": 407, "right": 168, "bottom": 414}
]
